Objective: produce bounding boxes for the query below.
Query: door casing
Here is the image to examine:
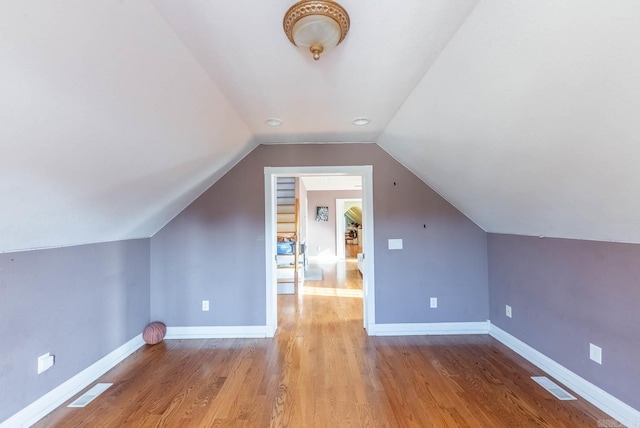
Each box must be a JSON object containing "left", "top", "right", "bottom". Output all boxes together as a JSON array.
[{"left": 264, "top": 165, "right": 375, "bottom": 336}]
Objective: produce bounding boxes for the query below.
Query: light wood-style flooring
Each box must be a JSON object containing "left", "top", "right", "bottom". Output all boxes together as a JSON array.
[{"left": 35, "top": 256, "right": 616, "bottom": 427}]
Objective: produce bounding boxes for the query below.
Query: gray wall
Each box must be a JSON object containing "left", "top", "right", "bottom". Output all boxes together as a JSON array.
[
  {"left": 0, "top": 239, "right": 150, "bottom": 422},
  {"left": 488, "top": 233, "right": 640, "bottom": 410},
  {"left": 10, "top": 143, "right": 638, "bottom": 421},
  {"left": 150, "top": 143, "right": 489, "bottom": 326},
  {"left": 306, "top": 190, "right": 362, "bottom": 258}
]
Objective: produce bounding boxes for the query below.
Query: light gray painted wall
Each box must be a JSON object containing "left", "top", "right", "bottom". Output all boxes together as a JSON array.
[
  {"left": 306, "top": 190, "right": 362, "bottom": 258},
  {"left": 0, "top": 239, "right": 150, "bottom": 422},
  {"left": 488, "top": 233, "right": 640, "bottom": 410},
  {"left": 6, "top": 144, "right": 638, "bottom": 423},
  {"left": 150, "top": 143, "right": 489, "bottom": 326}
]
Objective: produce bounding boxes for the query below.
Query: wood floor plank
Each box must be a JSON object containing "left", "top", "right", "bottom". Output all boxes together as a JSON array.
[{"left": 34, "top": 257, "right": 619, "bottom": 427}]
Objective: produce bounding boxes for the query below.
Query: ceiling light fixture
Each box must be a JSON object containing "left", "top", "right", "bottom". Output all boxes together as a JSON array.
[
  {"left": 352, "top": 118, "right": 370, "bottom": 126},
  {"left": 283, "top": 0, "right": 350, "bottom": 61},
  {"left": 266, "top": 118, "right": 283, "bottom": 127}
]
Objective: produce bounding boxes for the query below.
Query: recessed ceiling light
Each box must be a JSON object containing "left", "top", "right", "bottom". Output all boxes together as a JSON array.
[
  {"left": 352, "top": 118, "right": 370, "bottom": 126},
  {"left": 266, "top": 118, "right": 282, "bottom": 127}
]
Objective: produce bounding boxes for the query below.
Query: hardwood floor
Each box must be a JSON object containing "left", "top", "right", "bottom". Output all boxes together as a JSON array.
[
  {"left": 344, "top": 242, "right": 360, "bottom": 259},
  {"left": 35, "top": 258, "right": 616, "bottom": 427}
]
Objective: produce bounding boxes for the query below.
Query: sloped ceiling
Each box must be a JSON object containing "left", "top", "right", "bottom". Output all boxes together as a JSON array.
[
  {"left": 2, "top": 0, "right": 640, "bottom": 252},
  {"left": 151, "top": 0, "right": 479, "bottom": 142},
  {"left": 1, "top": 0, "right": 255, "bottom": 252},
  {"left": 379, "top": 1, "right": 640, "bottom": 243}
]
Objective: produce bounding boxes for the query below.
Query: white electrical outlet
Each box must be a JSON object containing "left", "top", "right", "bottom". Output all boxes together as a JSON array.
[
  {"left": 506, "top": 305, "right": 512, "bottom": 318},
  {"left": 37, "top": 352, "right": 54, "bottom": 374},
  {"left": 430, "top": 297, "right": 437, "bottom": 308},
  {"left": 590, "top": 343, "right": 602, "bottom": 364},
  {"left": 202, "top": 300, "right": 210, "bottom": 311}
]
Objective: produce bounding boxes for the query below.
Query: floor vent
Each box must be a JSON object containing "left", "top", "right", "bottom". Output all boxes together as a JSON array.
[
  {"left": 531, "top": 376, "right": 576, "bottom": 400},
  {"left": 68, "top": 383, "right": 113, "bottom": 408}
]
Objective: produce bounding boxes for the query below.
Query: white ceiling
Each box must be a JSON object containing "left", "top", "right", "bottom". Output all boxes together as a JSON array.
[
  {"left": 152, "top": 0, "right": 479, "bottom": 143},
  {"left": 379, "top": 0, "right": 640, "bottom": 243},
  {"left": 2, "top": 0, "right": 640, "bottom": 252},
  {"left": 1, "top": 0, "right": 255, "bottom": 252}
]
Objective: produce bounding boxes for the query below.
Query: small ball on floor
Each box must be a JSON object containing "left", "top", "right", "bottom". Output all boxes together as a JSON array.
[{"left": 143, "top": 321, "right": 166, "bottom": 345}]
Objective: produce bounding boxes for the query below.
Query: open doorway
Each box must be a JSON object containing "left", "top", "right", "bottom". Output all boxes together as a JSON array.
[
  {"left": 264, "top": 166, "right": 375, "bottom": 336},
  {"left": 336, "top": 198, "right": 362, "bottom": 260}
]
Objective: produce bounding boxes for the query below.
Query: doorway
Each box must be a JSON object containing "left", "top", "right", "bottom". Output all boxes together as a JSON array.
[
  {"left": 336, "top": 198, "right": 362, "bottom": 260},
  {"left": 264, "top": 166, "right": 375, "bottom": 336}
]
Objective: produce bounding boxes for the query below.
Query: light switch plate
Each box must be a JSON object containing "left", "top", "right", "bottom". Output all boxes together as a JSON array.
[{"left": 388, "top": 239, "right": 403, "bottom": 250}]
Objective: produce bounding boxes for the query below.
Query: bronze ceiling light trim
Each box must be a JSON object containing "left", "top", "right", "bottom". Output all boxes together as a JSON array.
[{"left": 283, "top": 0, "right": 350, "bottom": 60}]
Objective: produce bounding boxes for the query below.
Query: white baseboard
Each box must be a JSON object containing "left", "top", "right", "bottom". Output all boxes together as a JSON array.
[
  {"left": 371, "top": 321, "right": 489, "bottom": 336},
  {"left": 1, "top": 334, "right": 144, "bottom": 428},
  {"left": 165, "top": 325, "right": 269, "bottom": 339},
  {"left": 489, "top": 323, "right": 640, "bottom": 427},
  {"left": 9, "top": 322, "right": 636, "bottom": 427}
]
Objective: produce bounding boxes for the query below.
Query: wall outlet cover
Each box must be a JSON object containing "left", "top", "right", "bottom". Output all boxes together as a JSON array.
[
  {"left": 37, "top": 353, "right": 54, "bottom": 374},
  {"left": 590, "top": 343, "right": 602, "bottom": 364},
  {"left": 430, "top": 297, "right": 438, "bottom": 308},
  {"left": 202, "top": 300, "right": 210, "bottom": 311},
  {"left": 506, "top": 305, "right": 512, "bottom": 318}
]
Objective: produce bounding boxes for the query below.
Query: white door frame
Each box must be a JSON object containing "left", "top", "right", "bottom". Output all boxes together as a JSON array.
[
  {"left": 264, "top": 165, "right": 375, "bottom": 336},
  {"left": 336, "top": 198, "right": 362, "bottom": 260}
]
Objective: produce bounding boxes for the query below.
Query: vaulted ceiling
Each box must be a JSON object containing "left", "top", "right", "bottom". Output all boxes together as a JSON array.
[{"left": 2, "top": 1, "right": 640, "bottom": 253}]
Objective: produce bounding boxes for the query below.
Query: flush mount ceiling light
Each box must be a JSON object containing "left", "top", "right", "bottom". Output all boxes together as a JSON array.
[{"left": 283, "top": 0, "right": 350, "bottom": 61}]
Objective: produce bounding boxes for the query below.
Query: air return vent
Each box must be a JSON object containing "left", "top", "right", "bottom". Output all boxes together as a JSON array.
[
  {"left": 68, "top": 383, "right": 113, "bottom": 408},
  {"left": 531, "top": 376, "right": 576, "bottom": 400}
]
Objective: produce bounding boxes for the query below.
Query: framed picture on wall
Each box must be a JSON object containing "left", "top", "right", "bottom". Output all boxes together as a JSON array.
[{"left": 316, "top": 206, "right": 329, "bottom": 222}]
